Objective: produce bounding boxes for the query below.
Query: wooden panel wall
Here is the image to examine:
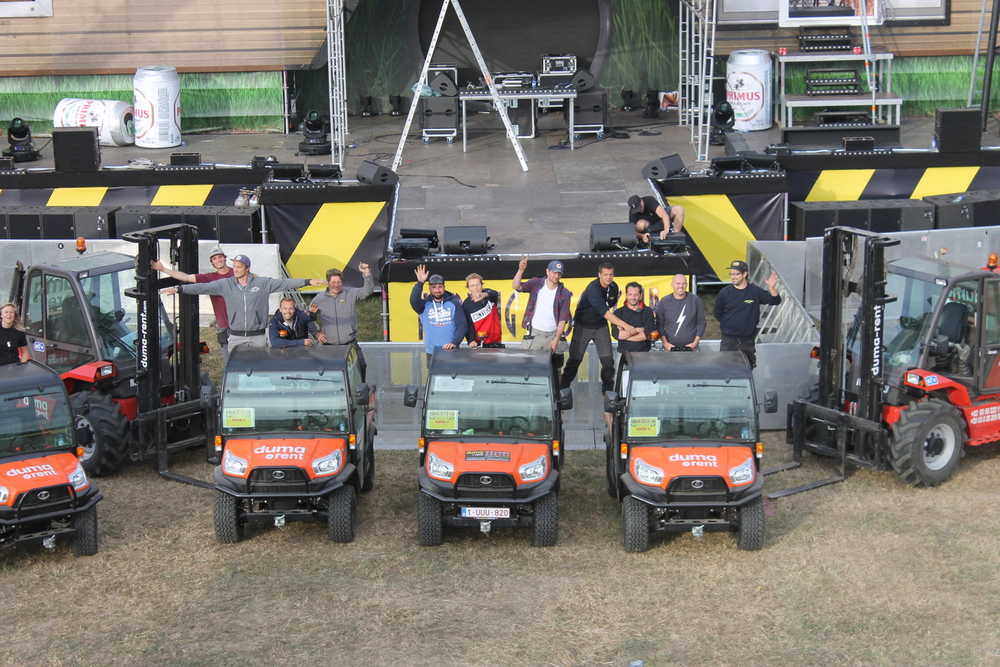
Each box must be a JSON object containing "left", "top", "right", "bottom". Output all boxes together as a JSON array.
[
  {"left": 717, "top": 0, "right": 984, "bottom": 56},
  {"left": 0, "top": 1, "right": 326, "bottom": 74}
]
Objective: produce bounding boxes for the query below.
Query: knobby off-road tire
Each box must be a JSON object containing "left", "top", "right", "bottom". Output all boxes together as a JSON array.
[
  {"left": 531, "top": 492, "right": 559, "bottom": 547},
  {"left": 890, "top": 399, "right": 965, "bottom": 487},
  {"left": 736, "top": 496, "right": 765, "bottom": 551},
  {"left": 72, "top": 504, "right": 99, "bottom": 556},
  {"left": 327, "top": 484, "right": 357, "bottom": 543},
  {"left": 417, "top": 492, "right": 443, "bottom": 546},
  {"left": 622, "top": 495, "right": 650, "bottom": 553},
  {"left": 72, "top": 392, "right": 129, "bottom": 477},
  {"left": 214, "top": 491, "right": 244, "bottom": 544}
]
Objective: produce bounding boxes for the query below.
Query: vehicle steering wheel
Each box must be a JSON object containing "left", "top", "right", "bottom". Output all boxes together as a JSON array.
[
  {"left": 305, "top": 413, "right": 330, "bottom": 429},
  {"left": 502, "top": 416, "right": 531, "bottom": 435}
]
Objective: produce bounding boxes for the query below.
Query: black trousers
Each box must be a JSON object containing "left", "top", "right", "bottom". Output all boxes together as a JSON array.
[
  {"left": 720, "top": 334, "right": 757, "bottom": 369},
  {"left": 560, "top": 324, "right": 615, "bottom": 391}
]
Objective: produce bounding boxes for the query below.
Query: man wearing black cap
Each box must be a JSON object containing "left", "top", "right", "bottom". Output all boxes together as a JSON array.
[
  {"left": 513, "top": 258, "right": 573, "bottom": 374},
  {"left": 411, "top": 265, "right": 467, "bottom": 362},
  {"left": 714, "top": 260, "right": 780, "bottom": 369},
  {"left": 152, "top": 246, "right": 233, "bottom": 352},
  {"left": 629, "top": 194, "right": 684, "bottom": 244}
]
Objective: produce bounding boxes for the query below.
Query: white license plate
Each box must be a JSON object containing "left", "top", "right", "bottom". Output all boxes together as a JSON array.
[{"left": 460, "top": 506, "right": 510, "bottom": 520}]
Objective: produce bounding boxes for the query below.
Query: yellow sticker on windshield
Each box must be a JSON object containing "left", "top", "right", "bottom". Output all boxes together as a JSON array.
[
  {"left": 223, "top": 407, "right": 255, "bottom": 428},
  {"left": 426, "top": 409, "right": 459, "bottom": 431},
  {"left": 628, "top": 417, "right": 660, "bottom": 437}
]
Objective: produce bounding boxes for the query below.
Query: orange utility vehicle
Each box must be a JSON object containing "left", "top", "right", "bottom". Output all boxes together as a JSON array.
[
  {"left": 404, "top": 348, "right": 572, "bottom": 547},
  {"left": 604, "top": 351, "right": 776, "bottom": 552},
  {"left": 213, "top": 344, "right": 375, "bottom": 543},
  {"left": 0, "top": 361, "right": 101, "bottom": 555}
]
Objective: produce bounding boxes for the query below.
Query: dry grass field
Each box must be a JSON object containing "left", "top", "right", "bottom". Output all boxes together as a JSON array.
[{"left": 4, "top": 430, "right": 1000, "bottom": 666}]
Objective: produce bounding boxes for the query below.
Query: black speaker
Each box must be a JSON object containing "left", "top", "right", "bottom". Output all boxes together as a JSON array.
[
  {"left": 642, "top": 153, "right": 686, "bottom": 180},
  {"left": 40, "top": 211, "right": 75, "bottom": 239},
  {"left": 429, "top": 72, "right": 458, "bottom": 97},
  {"left": 357, "top": 160, "right": 399, "bottom": 186},
  {"left": 72, "top": 206, "right": 117, "bottom": 238},
  {"left": 52, "top": 127, "right": 101, "bottom": 172},
  {"left": 114, "top": 206, "right": 152, "bottom": 236},
  {"left": 420, "top": 96, "right": 459, "bottom": 131},
  {"left": 216, "top": 206, "right": 260, "bottom": 244},
  {"left": 1, "top": 207, "right": 42, "bottom": 239},
  {"left": 923, "top": 189, "right": 1000, "bottom": 229},
  {"left": 571, "top": 89, "right": 608, "bottom": 126},
  {"left": 0, "top": 156, "right": 14, "bottom": 170},
  {"left": 790, "top": 200, "right": 934, "bottom": 239},
  {"left": 935, "top": 108, "right": 982, "bottom": 153},
  {"left": 570, "top": 69, "right": 595, "bottom": 92},
  {"left": 443, "top": 226, "right": 488, "bottom": 254},
  {"left": 590, "top": 223, "right": 638, "bottom": 251},
  {"left": 0, "top": 206, "right": 118, "bottom": 239}
]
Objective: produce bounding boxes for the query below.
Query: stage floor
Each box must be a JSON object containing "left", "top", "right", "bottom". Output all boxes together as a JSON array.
[{"left": 25, "top": 110, "right": 1000, "bottom": 257}]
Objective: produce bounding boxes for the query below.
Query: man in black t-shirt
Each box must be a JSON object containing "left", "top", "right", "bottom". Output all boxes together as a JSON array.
[
  {"left": 628, "top": 194, "right": 685, "bottom": 244},
  {"left": 613, "top": 282, "right": 656, "bottom": 353},
  {"left": 560, "top": 263, "right": 637, "bottom": 392},
  {"left": 714, "top": 260, "right": 781, "bottom": 368},
  {"left": 0, "top": 304, "right": 28, "bottom": 365}
]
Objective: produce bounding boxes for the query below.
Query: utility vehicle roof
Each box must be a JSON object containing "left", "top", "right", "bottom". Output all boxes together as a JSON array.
[
  {"left": 0, "top": 360, "right": 66, "bottom": 394},
  {"left": 225, "top": 344, "right": 351, "bottom": 374},
  {"left": 30, "top": 252, "right": 135, "bottom": 276},
  {"left": 429, "top": 348, "right": 553, "bottom": 377},
  {"left": 888, "top": 256, "right": 992, "bottom": 283},
  {"left": 624, "top": 350, "right": 752, "bottom": 381}
]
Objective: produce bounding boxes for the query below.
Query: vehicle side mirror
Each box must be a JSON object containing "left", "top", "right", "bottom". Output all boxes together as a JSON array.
[
  {"left": 403, "top": 384, "right": 418, "bottom": 408},
  {"left": 763, "top": 390, "right": 778, "bottom": 414},
  {"left": 354, "top": 383, "right": 370, "bottom": 405},
  {"left": 603, "top": 391, "right": 620, "bottom": 414},
  {"left": 558, "top": 387, "right": 573, "bottom": 411}
]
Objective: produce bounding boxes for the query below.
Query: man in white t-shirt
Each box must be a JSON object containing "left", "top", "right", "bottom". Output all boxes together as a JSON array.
[{"left": 512, "top": 258, "right": 573, "bottom": 374}]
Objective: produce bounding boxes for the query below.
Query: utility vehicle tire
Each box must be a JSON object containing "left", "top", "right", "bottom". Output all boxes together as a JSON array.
[
  {"left": 417, "top": 492, "right": 443, "bottom": 546},
  {"left": 72, "top": 504, "right": 99, "bottom": 556},
  {"left": 72, "top": 391, "right": 129, "bottom": 477},
  {"left": 736, "top": 496, "right": 765, "bottom": 551},
  {"left": 890, "top": 399, "right": 965, "bottom": 487},
  {"left": 531, "top": 492, "right": 559, "bottom": 547},
  {"left": 360, "top": 441, "right": 375, "bottom": 493},
  {"left": 214, "top": 491, "right": 244, "bottom": 544},
  {"left": 605, "top": 445, "right": 618, "bottom": 498},
  {"left": 327, "top": 484, "right": 357, "bottom": 543},
  {"left": 622, "top": 496, "right": 650, "bottom": 553}
]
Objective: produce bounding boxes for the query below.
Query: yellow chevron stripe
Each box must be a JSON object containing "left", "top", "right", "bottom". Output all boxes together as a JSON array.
[
  {"left": 286, "top": 201, "right": 386, "bottom": 279},
  {"left": 150, "top": 184, "right": 213, "bottom": 206},
  {"left": 46, "top": 187, "right": 108, "bottom": 207},
  {"left": 910, "top": 167, "right": 980, "bottom": 200},
  {"left": 805, "top": 169, "right": 875, "bottom": 201},
  {"left": 668, "top": 195, "right": 755, "bottom": 280}
]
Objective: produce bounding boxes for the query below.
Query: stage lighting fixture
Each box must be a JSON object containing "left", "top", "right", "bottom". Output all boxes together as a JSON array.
[
  {"left": 642, "top": 90, "right": 660, "bottom": 119},
  {"left": 298, "top": 110, "right": 331, "bottom": 156},
  {"left": 360, "top": 96, "right": 378, "bottom": 117},
  {"left": 710, "top": 101, "right": 735, "bottom": 146},
  {"left": 621, "top": 90, "right": 638, "bottom": 112},
  {"left": 4, "top": 117, "right": 39, "bottom": 163},
  {"left": 389, "top": 95, "right": 404, "bottom": 116}
]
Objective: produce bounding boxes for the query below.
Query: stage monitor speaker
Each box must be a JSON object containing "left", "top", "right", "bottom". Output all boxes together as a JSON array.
[
  {"left": 570, "top": 89, "right": 607, "bottom": 126},
  {"left": 443, "top": 226, "right": 488, "bottom": 254},
  {"left": 935, "top": 108, "right": 982, "bottom": 153},
  {"left": 590, "top": 223, "right": 637, "bottom": 252},
  {"left": 357, "top": 160, "right": 399, "bottom": 186},
  {"left": 216, "top": 207, "right": 260, "bottom": 244},
  {"left": 570, "top": 69, "right": 595, "bottom": 92},
  {"left": 420, "top": 96, "right": 459, "bottom": 131},
  {"left": 641, "top": 153, "right": 686, "bottom": 180},
  {"left": 52, "top": 127, "right": 101, "bottom": 172},
  {"left": 429, "top": 72, "right": 458, "bottom": 97}
]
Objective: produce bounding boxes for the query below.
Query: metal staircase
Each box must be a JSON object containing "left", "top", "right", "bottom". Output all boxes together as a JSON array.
[
  {"left": 326, "top": 0, "right": 349, "bottom": 167},
  {"left": 678, "top": 0, "right": 717, "bottom": 164}
]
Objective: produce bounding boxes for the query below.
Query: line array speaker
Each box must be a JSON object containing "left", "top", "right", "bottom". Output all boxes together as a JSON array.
[
  {"left": 923, "top": 189, "right": 1000, "bottom": 229},
  {"left": 790, "top": 200, "right": 934, "bottom": 240},
  {"left": 0, "top": 206, "right": 118, "bottom": 239}
]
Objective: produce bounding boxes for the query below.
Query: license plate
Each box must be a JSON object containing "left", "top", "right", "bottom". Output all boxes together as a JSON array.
[{"left": 460, "top": 506, "right": 510, "bottom": 519}]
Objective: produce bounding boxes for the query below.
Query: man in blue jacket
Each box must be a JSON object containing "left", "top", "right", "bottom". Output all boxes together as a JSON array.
[
  {"left": 268, "top": 297, "right": 317, "bottom": 348},
  {"left": 410, "top": 265, "right": 467, "bottom": 361}
]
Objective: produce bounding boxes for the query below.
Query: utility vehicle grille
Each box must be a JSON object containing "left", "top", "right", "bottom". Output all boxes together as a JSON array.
[
  {"left": 248, "top": 467, "right": 309, "bottom": 494},
  {"left": 16, "top": 484, "right": 73, "bottom": 513},
  {"left": 667, "top": 476, "right": 728, "bottom": 503},
  {"left": 456, "top": 473, "right": 515, "bottom": 495}
]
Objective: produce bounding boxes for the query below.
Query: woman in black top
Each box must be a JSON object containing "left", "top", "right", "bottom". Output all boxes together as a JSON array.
[{"left": 0, "top": 303, "right": 29, "bottom": 365}]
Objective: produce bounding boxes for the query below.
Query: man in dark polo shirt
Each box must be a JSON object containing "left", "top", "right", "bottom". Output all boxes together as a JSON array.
[
  {"left": 613, "top": 282, "right": 656, "bottom": 353},
  {"left": 715, "top": 260, "right": 781, "bottom": 368},
  {"left": 629, "top": 194, "right": 685, "bottom": 244}
]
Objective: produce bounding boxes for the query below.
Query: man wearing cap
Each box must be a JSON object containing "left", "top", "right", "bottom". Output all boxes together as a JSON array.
[
  {"left": 512, "top": 258, "right": 573, "bottom": 373},
  {"left": 172, "top": 254, "right": 326, "bottom": 350},
  {"left": 629, "top": 194, "right": 684, "bottom": 244},
  {"left": 310, "top": 263, "right": 374, "bottom": 346},
  {"left": 152, "top": 246, "right": 233, "bottom": 352},
  {"left": 411, "top": 265, "right": 467, "bottom": 361},
  {"left": 714, "top": 260, "right": 781, "bottom": 369}
]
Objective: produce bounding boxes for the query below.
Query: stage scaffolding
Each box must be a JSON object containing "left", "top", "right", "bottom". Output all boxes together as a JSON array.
[
  {"left": 326, "top": 0, "right": 349, "bottom": 167},
  {"left": 678, "top": 0, "right": 717, "bottom": 164}
]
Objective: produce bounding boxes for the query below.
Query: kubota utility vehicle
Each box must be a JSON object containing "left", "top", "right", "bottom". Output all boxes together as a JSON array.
[
  {"left": 404, "top": 348, "right": 572, "bottom": 547},
  {"left": 213, "top": 344, "right": 376, "bottom": 543},
  {"left": 0, "top": 361, "right": 102, "bottom": 555},
  {"left": 604, "top": 351, "right": 777, "bottom": 552}
]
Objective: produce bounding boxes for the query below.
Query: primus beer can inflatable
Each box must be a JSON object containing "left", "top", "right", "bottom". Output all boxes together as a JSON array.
[
  {"left": 726, "top": 49, "right": 773, "bottom": 131},
  {"left": 53, "top": 98, "right": 134, "bottom": 146},
  {"left": 133, "top": 65, "right": 182, "bottom": 148}
]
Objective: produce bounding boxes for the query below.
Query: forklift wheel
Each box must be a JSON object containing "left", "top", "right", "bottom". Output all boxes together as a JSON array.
[
  {"left": 214, "top": 491, "right": 244, "bottom": 544},
  {"left": 531, "top": 493, "right": 559, "bottom": 547},
  {"left": 890, "top": 399, "right": 965, "bottom": 487},
  {"left": 417, "top": 493, "right": 443, "bottom": 546},
  {"left": 736, "top": 497, "right": 765, "bottom": 551},
  {"left": 327, "top": 484, "right": 357, "bottom": 543},
  {"left": 72, "top": 505, "right": 99, "bottom": 556},
  {"left": 72, "top": 392, "right": 129, "bottom": 477},
  {"left": 622, "top": 496, "right": 650, "bottom": 553}
]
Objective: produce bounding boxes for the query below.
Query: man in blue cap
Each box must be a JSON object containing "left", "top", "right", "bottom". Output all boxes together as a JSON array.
[{"left": 512, "top": 258, "right": 573, "bottom": 374}]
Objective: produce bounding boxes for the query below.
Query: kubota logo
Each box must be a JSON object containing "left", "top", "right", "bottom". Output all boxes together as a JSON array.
[
  {"left": 254, "top": 445, "right": 306, "bottom": 460},
  {"left": 669, "top": 454, "right": 719, "bottom": 468},
  {"left": 6, "top": 463, "right": 57, "bottom": 479}
]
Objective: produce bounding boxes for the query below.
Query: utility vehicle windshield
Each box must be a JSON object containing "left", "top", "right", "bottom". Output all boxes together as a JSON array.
[
  {"left": 0, "top": 386, "right": 75, "bottom": 455},
  {"left": 221, "top": 370, "right": 350, "bottom": 435},
  {"left": 424, "top": 373, "right": 553, "bottom": 438},
  {"left": 80, "top": 267, "right": 174, "bottom": 362},
  {"left": 626, "top": 378, "right": 755, "bottom": 441}
]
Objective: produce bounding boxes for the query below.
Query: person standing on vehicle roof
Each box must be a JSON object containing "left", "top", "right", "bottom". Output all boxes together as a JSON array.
[
  {"left": 463, "top": 273, "right": 502, "bottom": 348},
  {"left": 172, "top": 254, "right": 325, "bottom": 351},
  {"left": 152, "top": 246, "right": 233, "bottom": 353},
  {"left": 613, "top": 283, "right": 656, "bottom": 353},
  {"left": 411, "top": 266, "right": 467, "bottom": 362},
  {"left": 268, "top": 297, "right": 318, "bottom": 348},
  {"left": 655, "top": 274, "right": 706, "bottom": 351},
  {"left": 714, "top": 260, "right": 781, "bottom": 369},
  {"left": 560, "top": 262, "right": 638, "bottom": 392},
  {"left": 0, "top": 303, "right": 29, "bottom": 364},
  {"left": 310, "top": 263, "right": 374, "bottom": 346},
  {"left": 512, "top": 258, "right": 572, "bottom": 374}
]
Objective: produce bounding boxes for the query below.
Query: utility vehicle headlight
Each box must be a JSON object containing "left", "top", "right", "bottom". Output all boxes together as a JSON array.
[
  {"left": 427, "top": 452, "right": 454, "bottom": 481},
  {"left": 312, "top": 450, "right": 343, "bottom": 477},
  {"left": 518, "top": 455, "right": 546, "bottom": 482},
  {"left": 222, "top": 450, "right": 248, "bottom": 477},
  {"left": 729, "top": 457, "right": 755, "bottom": 485},
  {"left": 68, "top": 464, "right": 89, "bottom": 491},
  {"left": 634, "top": 458, "right": 664, "bottom": 486},
  {"left": 0, "top": 486, "right": 8, "bottom": 504}
]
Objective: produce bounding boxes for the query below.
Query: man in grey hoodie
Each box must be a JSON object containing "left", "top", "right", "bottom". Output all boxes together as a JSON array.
[
  {"left": 309, "top": 263, "right": 373, "bottom": 346},
  {"left": 173, "top": 254, "right": 325, "bottom": 350},
  {"left": 654, "top": 274, "right": 705, "bottom": 351}
]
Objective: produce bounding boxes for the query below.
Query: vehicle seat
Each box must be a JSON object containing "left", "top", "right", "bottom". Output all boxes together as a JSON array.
[
  {"left": 55, "top": 296, "right": 89, "bottom": 346},
  {"left": 938, "top": 301, "right": 969, "bottom": 344}
]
